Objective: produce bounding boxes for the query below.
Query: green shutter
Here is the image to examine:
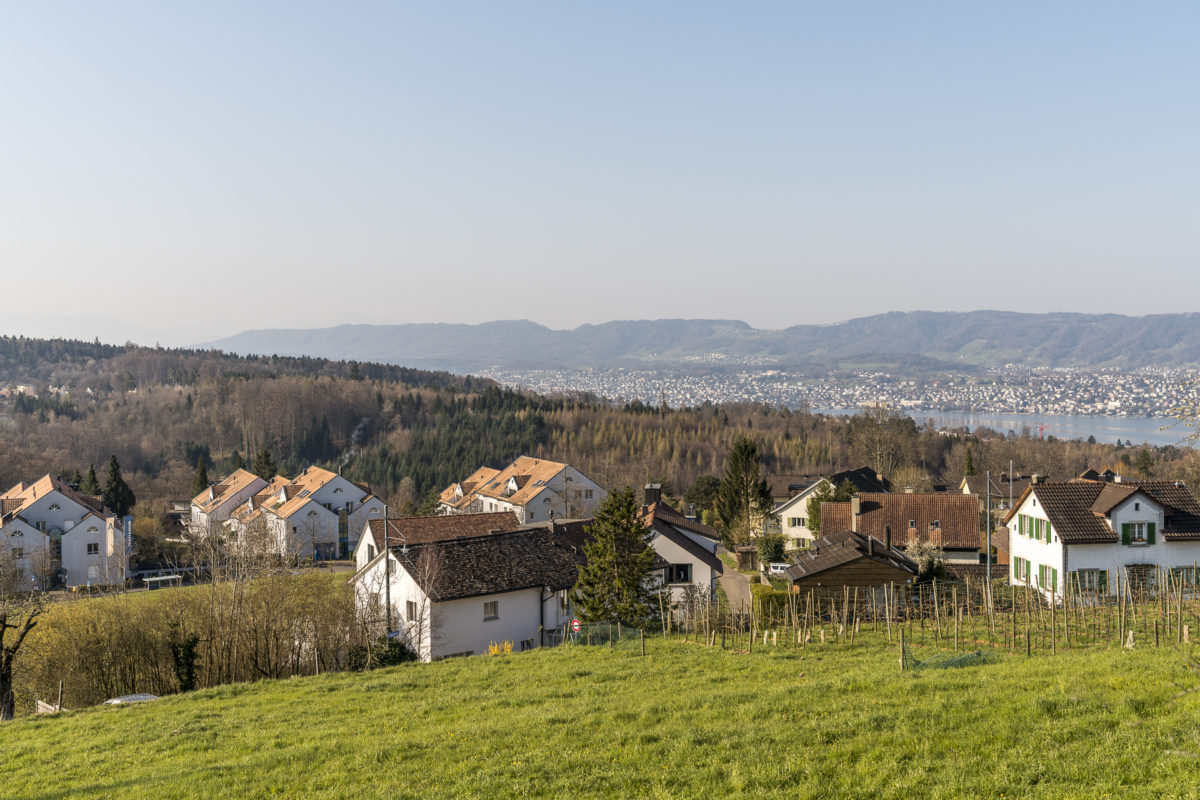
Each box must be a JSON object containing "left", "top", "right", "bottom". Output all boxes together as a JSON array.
[
  {"left": 1052, "top": 568, "right": 1058, "bottom": 592},
  {"left": 1147, "top": 522, "right": 1156, "bottom": 545},
  {"left": 1098, "top": 569, "right": 1108, "bottom": 594},
  {"left": 1121, "top": 523, "right": 1131, "bottom": 546}
]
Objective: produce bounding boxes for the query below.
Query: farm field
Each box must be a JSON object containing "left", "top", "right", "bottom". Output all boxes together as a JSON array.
[{"left": 4, "top": 635, "right": 1200, "bottom": 799}]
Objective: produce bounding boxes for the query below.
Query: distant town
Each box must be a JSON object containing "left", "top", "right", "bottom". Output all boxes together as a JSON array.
[{"left": 481, "top": 365, "right": 1199, "bottom": 419}]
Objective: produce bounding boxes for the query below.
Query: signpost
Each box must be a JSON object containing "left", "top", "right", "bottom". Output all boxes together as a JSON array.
[{"left": 571, "top": 618, "right": 581, "bottom": 633}]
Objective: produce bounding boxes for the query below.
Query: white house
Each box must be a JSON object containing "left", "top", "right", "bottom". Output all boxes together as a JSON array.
[
  {"left": 639, "top": 487, "right": 722, "bottom": 604},
  {"left": 189, "top": 468, "right": 267, "bottom": 532},
  {"left": 1005, "top": 478, "right": 1200, "bottom": 597},
  {"left": 771, "top": 467, "right": 891, "bottom": 550},
  {"left": 351, "top": 520, "right": 587, "bottom": 661},
  {"left": 353, "top": 511, "right": 520, "bottom": 572},
  {"left": 438, "top": 456, "right": 606, "bottom": 524},
  {"left": 228, "top": 466, "right": 384, "bottom": 559},
  {"left": 0, "top": 475, "right": 123, "bottom": 588}
]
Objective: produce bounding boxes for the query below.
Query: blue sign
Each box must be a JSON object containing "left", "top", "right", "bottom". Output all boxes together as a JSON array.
[{"left": 124, "top": 515, "right": 133, "bottom": 555}]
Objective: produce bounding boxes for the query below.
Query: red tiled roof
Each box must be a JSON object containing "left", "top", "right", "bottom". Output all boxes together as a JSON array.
[{"left": 821, "top": 493, "right": 981, "bottom": 550}]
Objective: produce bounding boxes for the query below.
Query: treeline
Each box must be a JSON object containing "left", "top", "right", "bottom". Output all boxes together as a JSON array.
[
  {"left": 15, "top": 574, "right": 363, "bottom": 710},
  {"left": 2, "top": 337, "right": 1197, "bottom": 533}
]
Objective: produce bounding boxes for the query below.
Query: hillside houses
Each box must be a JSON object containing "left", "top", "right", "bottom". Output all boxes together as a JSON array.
[
  {"left": 640, "top": 486, "right": 722, "bottom": 604},
  {"left": 770, "top": 467, "right": 891, "bottom": 550},
  {"left": 438, "top": 456, "right": 606, "bottom": 523},
  {"left": 0, "top": 475, "right": 124, "bottom": 588},
  {"left": 192, "top": 466, "right": 383, "bottom": 560}
]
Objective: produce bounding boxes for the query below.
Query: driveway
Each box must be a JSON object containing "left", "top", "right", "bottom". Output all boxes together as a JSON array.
[{"left": 716, "top": 547, "right": 753, "bottom": 614}]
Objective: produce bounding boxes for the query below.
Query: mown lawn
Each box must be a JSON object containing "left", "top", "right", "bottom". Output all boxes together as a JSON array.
[{"left": 4, "top": 635, "right": 1200, "bottom": 799}]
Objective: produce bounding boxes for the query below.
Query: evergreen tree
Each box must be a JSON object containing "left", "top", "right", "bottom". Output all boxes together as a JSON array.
[
  {"left": 102, "top": 455, "right": 136, "bottom": 517},
  {"left": 715, "top": 438, "right": 772, "bottom": 546},
  {"left": 573, "top": 486, "right": 657, "bottom": 625},
  {"left": 251, "top": 448, "right": 277, "bottom": 480},
  {"left": 79, "top": 464, "right": 100, "bottom": 496},
  {"left": 231, "top": 450, "right": 245, "bottom": 470},
  {"left": 191, "top": 457, "right": 209, "bottom": 498},
  {"left": 805, "top": 479, "right": 858, "bottom": 537},
  {"left": 964, "top": 448, "right": 976, "bottom": 476}
]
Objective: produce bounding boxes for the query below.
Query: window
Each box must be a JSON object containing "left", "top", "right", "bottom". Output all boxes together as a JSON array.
[
  {"left": 908, "top": 520, "right": 916, "bottom": 530},
  {"left": 367, "top": 544, "right": 376, "bottom": 560},
  {"left": 788, "top": 517, "right": 805, "bottom": 528},
  {"left": 87, "top": 565, "right": 99, "bottom": 582},
  {"left": 1013, "top": 557, "right": 1031, "bottom": 582},
  {"left": 665, "top": 564, "right": 692, "bottom": 584},
  {"left": 1075, "top": 569, "right": 1108, "bottom": 593},
  {"left": 87, "top": 543, "right": 99, "bottom": 555},
  {"left": 1123, "top": 522, "right": 1154, "bottom": 546},
  {"left": 1037, "top": 564, "right": 1059, "bottom": 592},
  {"left": 48, "top": 503, "right": 61, "bottom": 510},
  {"left": 1134, "top": 502, "right": 1140, "bottom": 511},
  {"left": 483, "top": 601, "right": 499, "bottom": 620},
  {"left": 584, "top": 490, "right": 594, "bottom": 500},
  {"left": 12, "top": 548, "right": 23, "bottom": 559},
  {"left": 406, "top": 601, "right": 418, "bottom": 621}
]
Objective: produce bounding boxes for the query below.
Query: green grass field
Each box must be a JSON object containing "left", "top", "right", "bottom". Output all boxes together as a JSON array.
[{"left": 4, "top": 635, "right": 1200, "bottom": 799}]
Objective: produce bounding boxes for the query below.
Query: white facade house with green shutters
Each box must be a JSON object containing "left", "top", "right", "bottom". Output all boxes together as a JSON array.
[{"left": 1005, "top": 477, "right": 1200, "bottom": 598}]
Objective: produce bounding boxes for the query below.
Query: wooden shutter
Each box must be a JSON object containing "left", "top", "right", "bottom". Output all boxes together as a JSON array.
[
  {"left": 1098, "top": 569, "right": 1108, "bottom": 594},
  {"left": 1147, "top": 522, "right": 1156, "bottom": 545},
  {"left": 1121, "top": 523, "right": 1131, "bottom": 546},
  {"left": 1052, "top": 568, "right": 1058, "bottom": 591}
]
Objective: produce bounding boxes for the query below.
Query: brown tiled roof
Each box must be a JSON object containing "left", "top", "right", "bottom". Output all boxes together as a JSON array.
[
  {"left": 364, "top": 511, "right": 520, "bottom": 551},
  {"left": 394, "top": 524, "right": 587, "bottom": 601},
  {"left": 785, "top": 530, "right": 916, "bottom": 581},
  {"left": 640, "top": 502, "right": 723, "bottom": 573},
  {"left": 470, "top": 456, "right": 568, "bottom": 507},
  {"left": 1003, "top": 479, "right": 1200, "bottom": 544},
  {"left": 192, "top": 468, "right": 264, "bottom": 514},
  {"left": 767, "top": 474, "right": 820, "bottom": 499},
  {"left": 768, "top": 467, "right": 890, "bottom": 500},
  {"left": 821, "top": 493, "right": 981, "bottom": 550}
]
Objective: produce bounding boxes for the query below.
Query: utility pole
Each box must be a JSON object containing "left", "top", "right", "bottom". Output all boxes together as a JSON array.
[
  {"left": 985, "top": 472, "right": 992, "bottom": 584},
  {"left": 383, "top": 504, "right": 392, "bottom": 637}
]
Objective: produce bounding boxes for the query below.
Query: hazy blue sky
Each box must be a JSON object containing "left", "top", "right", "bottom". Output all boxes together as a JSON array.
[{"left": 3, "top": 3, "right": 1197, "bottom": 345}]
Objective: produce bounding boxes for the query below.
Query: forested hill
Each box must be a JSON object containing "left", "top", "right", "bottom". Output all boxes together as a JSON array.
[{"left": 200, "top": 311, "right": 1200, "bottom": 372}]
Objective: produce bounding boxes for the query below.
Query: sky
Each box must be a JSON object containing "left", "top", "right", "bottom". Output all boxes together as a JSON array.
[{"left": 2, "top": 3, "right": 1198, "bottom": 346}]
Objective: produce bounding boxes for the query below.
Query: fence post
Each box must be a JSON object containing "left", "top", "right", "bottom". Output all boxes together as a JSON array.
[
  {"left": 640, "top": 628, "right": 645, "bottom": 657},
  {"left": 899, "top": 627, "right": 906, "bottom": 671}
]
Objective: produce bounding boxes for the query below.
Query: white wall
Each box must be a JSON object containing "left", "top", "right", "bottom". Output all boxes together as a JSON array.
[
  {"left": 774, "top": 483, "right": 823, "bottom": 549},
  {"left": 60, "top": 513, "right": 121, "bottom": 587},
  {"left": 649, "top": 529, "right": 717, "bottom": 603},
  {"left": 190, "top": 476, "right": 267, "bottom": 529}
]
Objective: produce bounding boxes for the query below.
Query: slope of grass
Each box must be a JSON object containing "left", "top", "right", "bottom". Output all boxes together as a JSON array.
[{"left": 4, "top": 636, "right": 1200, "bottom": 799}]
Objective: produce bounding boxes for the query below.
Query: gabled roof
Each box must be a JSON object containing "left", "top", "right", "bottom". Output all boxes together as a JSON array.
[
  {"left": 821, "top": 493, "right": 980, "bottom": 550},
  {"left": 961, "top": 473, "right": 1036, "bottom": 500},
  {"left": 0, "top": 474, "right": 106, "bottom": 523},
  {"left": 439, "top": 457, "right": 570, "bottom": 511},
  {"left": 767, "top": 467, "right": 890, "bottom": 501},
  {"left": 785, "top": 529, "right": 916, "bottom": 582},
  {"left": 392, "top": 523, "right": 588, "bottom": 602},
  {"left": 235, "top": 467, "right": 374, "bottom": 523},
  {"left": 1003, "top": 479, "right": 1200, "bottom": 544},
  {"left": 192, "top": 468, "right": 264, "bottom": 514},
  {"left": 363, "top": 511, "right": 520, "bottom": 552},
  {"left": 640, "top": 501, "right": 723, "bottom": 573}
]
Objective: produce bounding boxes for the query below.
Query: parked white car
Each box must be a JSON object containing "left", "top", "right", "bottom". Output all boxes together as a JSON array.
[{"left": 767, "top": 562, "right": 792, "bottom": 576}]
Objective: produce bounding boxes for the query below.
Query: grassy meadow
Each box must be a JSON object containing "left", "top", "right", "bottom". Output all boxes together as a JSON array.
[{"left": 4, "top": 635, "right": 1200, "bottom": 799}]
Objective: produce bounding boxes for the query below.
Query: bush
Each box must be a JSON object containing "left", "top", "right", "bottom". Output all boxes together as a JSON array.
[
  {"left": 756, "top": 534, "right": 785, "bottom": 564},
  {"left": 750, "top": 583, "right": 793, "bottom": 619}
]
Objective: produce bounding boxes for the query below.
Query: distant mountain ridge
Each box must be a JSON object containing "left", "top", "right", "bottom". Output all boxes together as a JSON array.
[{"left": 198, "top": 311, "right": 1200, "bottom": 373}]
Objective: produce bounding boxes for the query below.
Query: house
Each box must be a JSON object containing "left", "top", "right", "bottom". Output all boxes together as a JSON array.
[
  {"left": 771, "top": 467, "right": 891, "bottom": 551},
  {"left": 785, "top": 529, "right": 917, "bottom": 597},
  {"left": 1004, "top": 477, "right": 1200, "bottom": 597},
  {"left": 639, "top": 485, "right": 722, "bottom": 604},
  {"left": 226, "top": 466, "right": 384, "bottom": 559},
  {"left": 0, "top": 475, "right": 123, "bottom": 588},
  {"left": 189, "top": 468, "right": 268, "bottom": 533},
  {"left": 438, "top": 456, "right": 606, "bottom": 523},
  {"left": 351, "top": 520, "right": 587, "bottom": 661},
  {"left": 959, "top": 473, "right": 1038, "bottom": 514},
  {"left": 820, "top": 492, "right": 983, "bottom": 564},
  {"left": 353, "top": 511, "right": 520, "bottom": 572}
]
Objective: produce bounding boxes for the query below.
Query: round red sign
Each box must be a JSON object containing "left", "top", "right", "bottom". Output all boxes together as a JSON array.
[{"left": 571, "top": 618, "right": 581, "bottom": 632}]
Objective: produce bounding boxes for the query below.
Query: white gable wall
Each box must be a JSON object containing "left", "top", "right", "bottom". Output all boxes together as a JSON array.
[{"left": 649, "top": 528, "right": 717, "bottom": 603}]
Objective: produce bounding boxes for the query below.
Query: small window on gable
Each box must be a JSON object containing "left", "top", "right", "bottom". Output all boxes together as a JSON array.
[
  {"left": 908, "top": 520, "right": 916, "bottom": 529},
  {"left": 334, "top": 487, "right": 343, "bottom": 494},
  {"left": 48, "top": 503, "right": 61, "bottom": 510},
  {"left": 308, "top": 510, "right": 319, "bottom": 517},
  {"left": 933, "top": 520, "right": 940, "bottom": 528},
  {"left": 1134, "top": 501, "right": 1140, "bottom": 511},
  {"left": 87, "top": 526, "right": 98, "bottom": 532}
]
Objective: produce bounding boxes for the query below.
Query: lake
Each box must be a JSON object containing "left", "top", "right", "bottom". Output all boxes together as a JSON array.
[{"left": 814, "top": 409, "right": 1194, "bottom": 448}]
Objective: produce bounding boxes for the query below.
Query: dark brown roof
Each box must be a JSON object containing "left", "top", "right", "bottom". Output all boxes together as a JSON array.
[
  {"left": 640, "top": 502, "right": 723, "bottom": 573},
  {"left": 785, "top": 530, "right": 916, "bottom": 581},
  {"left": 1003, "top": 479, "right": 1200, "bottom": 544},
  {"left": 821, "top": 493, "right": 981, "bottom": 550},
  {"left": 768, "top": 467, "right": 890, "bottom": 500},
  {"left": 767, "top": 474, "right": 820, "bottom": 499},
  {"left": 962, "top": 473, "right": 1035, "bottom": 500},
  {"left": 393, "top": 524, "right": 587, "bottom": 601},
  {"left": 364, "top": 511, "right": 520, "bottom": 551}
]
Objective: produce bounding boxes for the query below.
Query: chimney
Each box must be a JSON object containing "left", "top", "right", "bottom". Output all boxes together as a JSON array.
[
  {"left": 876, "top": 472, "right": 884, "bottom": 485},
  {"left": 644, "top": 483, "right": 662, "bottom": 506},
  {"left": 1031, "top": 474, "right": 1041, "bottom": 485},
  {"left": 867, "top": 536, "right": 874, "bottom": 556},
  {"left": 850, "top": 496, "right": 861, "bottom": 532},
  {"left": 1113, "top": 473, "right": 1122, "bottom": 484},
  {"left": 884, "top": 524, "right": 891, "bottom": 550}
]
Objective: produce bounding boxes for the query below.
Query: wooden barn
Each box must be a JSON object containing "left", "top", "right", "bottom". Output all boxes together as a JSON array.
[{"left": 785, "top": 529, "right": 917, "bottom": 596}]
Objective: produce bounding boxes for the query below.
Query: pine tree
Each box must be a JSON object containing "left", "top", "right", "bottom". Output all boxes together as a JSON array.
[
  {"left": 102, "top": 455, "right": 136, "bottom": 517},
  {"left": 964, "top": 448, "right": 976, "bottom": 476},
  {"left": 251, "top": 448, "right": 277, "bottom": 480},
  {"left": 715, "top": 438, "right": 772, "bottom": 546},
  {"left": 79, "top": 464, "right": 100, "bottom": 496},
  {"left": 231, "top": 450, "right": 245, "bottom": 470},
  {"left": 191, "top": 457, "right": 209, "bottom": 498},
  {"left": 573, "top": 486, "right": 657, "bottom": 625}
]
